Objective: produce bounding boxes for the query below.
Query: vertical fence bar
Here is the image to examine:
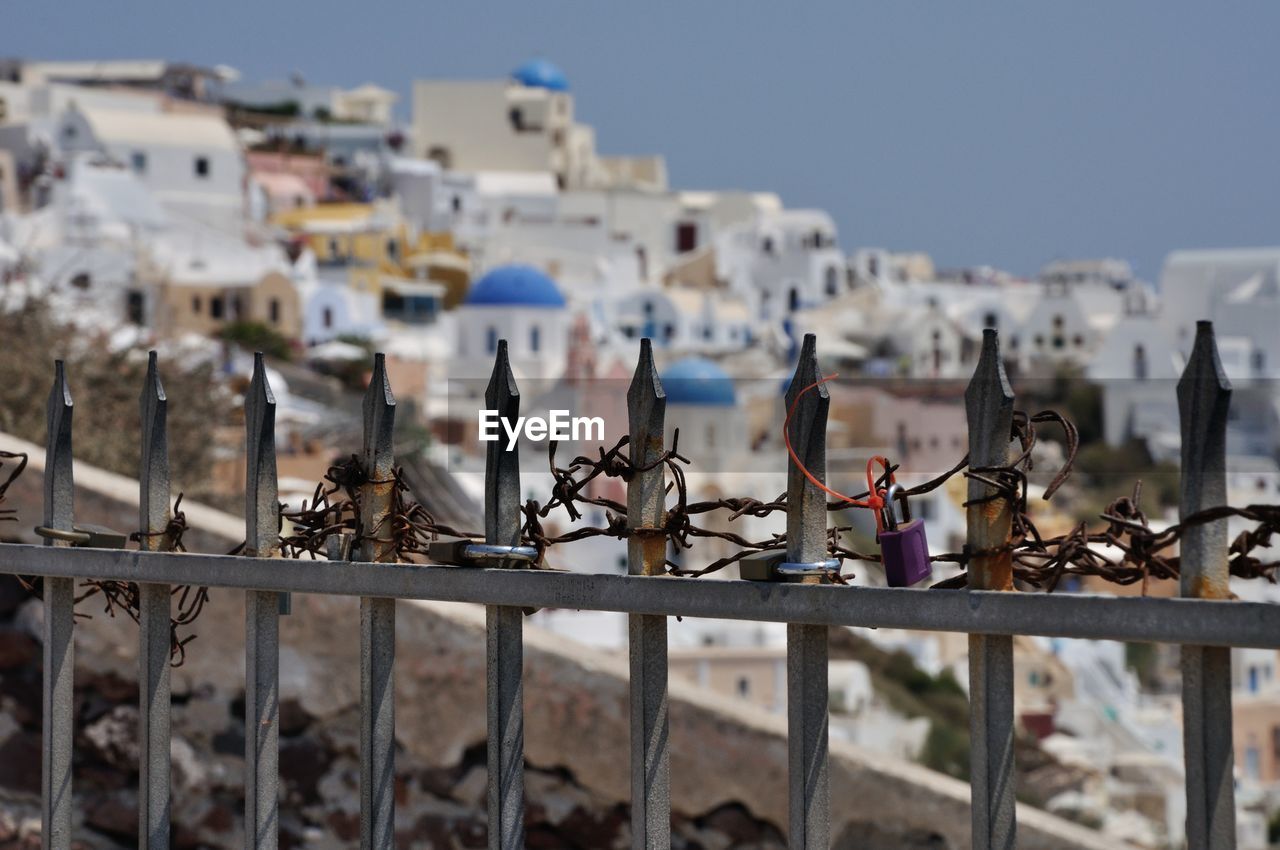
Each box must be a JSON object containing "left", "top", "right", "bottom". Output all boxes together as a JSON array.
[
  {"left": 626, "top": 339, "right": 670, "bottom": 850},
  {"left": 244, "top": 353, "right": 281, "bottom": 850},
  {"left": 360, "top": 354, "right": 397, "bottom": 850},
  {"left": 42, "top": 361, "right": 75, "bottom": 850},
  {"left": 1177, "top": 321, "right": 1236, "bottom": 850},
  {"left": 784, "top": 334, "right": 830, "bottom": 849},
  {"left": 485, "top": 341, "right": 524, "bottom": 850},
  {"left": 139, "top": 352, "right": 173, "bottom": 850},
  {"left": 964, "top": 329, "right": 1017, "bottom": 850}
]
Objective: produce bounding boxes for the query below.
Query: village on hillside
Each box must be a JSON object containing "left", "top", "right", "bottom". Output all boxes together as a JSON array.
[{"left": 0, "top": 56, "right": 1278, "bottom": 849}]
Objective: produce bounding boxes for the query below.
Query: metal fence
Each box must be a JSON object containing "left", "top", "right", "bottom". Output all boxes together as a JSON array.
[{"left": 1, "top": 326, "right": 1277, "bottom": 850}]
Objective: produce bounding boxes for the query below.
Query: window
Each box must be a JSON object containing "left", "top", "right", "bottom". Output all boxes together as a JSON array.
[
  {"left": 825, "top": 266, "right": 839, "bottom": 297},
  {"left": 427, "top": 146, "right": 452, "bottom": 169},
  {"left": 1072, "top": 334, "right": 1085, "bottom": 348},
  {"left": 487, "top": 327, "right": 498, "bottom": 354},
  {"left": 761, "top": 236, "right": 775, "bottom": 255},
  {"left": 131, "top": 151, "right": 147, "bottom": 174},
  {"left": 530, "top": 325, "right": 540, "bottom": 353},
  {"left": 70, "top": 272, "right": 91, "bottom": 290},
  {"left": 788, "top": 287, "right": 800, "bottom": 312},
  {"left": 675, "top": 222, "right": 698, "bottom": 254},
  {"left": 194, "top": 156, "right": 210, "bottom": 178},
  {"left": 1133, "top": 344, "right": 1148, "bottom": 381},
  {"left": 1252, "top": 350, "right": 1266, "bottom": 374},
  {"left": 210, "top": 296, "right": 225, "bottom": 320},
  {"left": 269, "top": 298, "right": 280, "bottom": 325},
  {"left": 736, "top": 677, "right": 751, "bottom": 698},
  {"left": 322, "top": 307, "right": 333, "bottom": 329},
  {"left": 983, "top": 312, "right": 998, "bottom": 329},
  {"left": 192, "top": 295, "right": 202, "bottom": 314},
  {"left": 386, "top": 238, "right": 399, "bottom": 262},
  {"left": 125, "top": 290, "right": 145, "bottom": 325}
]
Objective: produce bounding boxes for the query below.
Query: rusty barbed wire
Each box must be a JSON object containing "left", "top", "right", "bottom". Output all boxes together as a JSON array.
[
  {"left": 261, "top": 403, "right": 1280, "bottom": 595},
  {"left": 0, "top": 451, "right": 28, "bottom": 523}
]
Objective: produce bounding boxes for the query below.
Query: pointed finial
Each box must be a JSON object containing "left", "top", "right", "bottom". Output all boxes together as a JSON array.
[
  {"left": 360, "top": 353, "right": 397, "bottom": 563},
  {"left": 964, "top": 329, "right": 1015, "bottom": 590},
  {"left": 785, "top": 334, "right": 829, "bottom": 565},
  {"left": 362, "top": 353, "right": 397, "bottom": 474},
  {"left": 44, "top": 360, "right": 74, "bottom": 533},
  {"left": 627, "top": 338, "right": 665, "bottom": 446},
  {"left": 627, "top": 338, "right": 667, "bottom": 576},
  {"left": 964, "top": 329, "right": 1014, "bottom": 467},
  {"left": 1177, "top": 321, "right": 1232, "bottom": 599},
  {"left": 139, "top": 351, "right": 172, "bottom": 549},
  {"left": 244, "top": 352, "right": 279, "bottom": 557},
  {"left": 484, "top": 341, "right": 520, "bottom": 547}
]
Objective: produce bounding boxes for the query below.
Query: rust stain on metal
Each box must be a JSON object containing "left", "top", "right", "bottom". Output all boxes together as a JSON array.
[
  {"left": 634, "top": 528, "right": 667, "bottom": 577},
  {"left": 1191, "top": 573, "right": 1231, "bottom": 601}
]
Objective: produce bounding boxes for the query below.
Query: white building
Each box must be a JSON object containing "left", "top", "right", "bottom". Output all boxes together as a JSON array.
[
  {"left": 715, "top": 209, "right": 847, "bottom": 321},
  {"left": 412, "top": 59, "right": 664, "bottom": 194},
  {"left": 56, "top": 104, "right": 245, "bottom": 233}
]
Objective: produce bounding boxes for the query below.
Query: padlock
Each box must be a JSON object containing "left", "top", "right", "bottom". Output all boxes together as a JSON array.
[
  {"left": 739, "top": 548, "right": 787, "bottom": 582},
  {"left": 878, "top": 485, "right": 932, "bottom": 587},
  {"left": 426, "top": 538, "right": 538, "bottom": 567},
  {"left": 35, "top": 523, "right": 128, "bottom": 549},
  {"left": 739, "top": 548, "right": 839, "bottom": 583}
]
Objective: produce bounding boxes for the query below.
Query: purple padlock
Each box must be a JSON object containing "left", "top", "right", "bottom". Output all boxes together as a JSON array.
[{"left": 879, "top": 484, "right": 932, "bottom": 587}]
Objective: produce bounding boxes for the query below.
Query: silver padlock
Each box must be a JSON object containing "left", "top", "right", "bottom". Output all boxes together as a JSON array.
[
  {"left": 426, "top": 537, "right": 538, "bottom": 567},
  {"left": 740, "top": 548, "right": 839, "bottom": 583}
]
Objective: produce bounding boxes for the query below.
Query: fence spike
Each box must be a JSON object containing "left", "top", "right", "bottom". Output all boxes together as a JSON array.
[
  {"left": 963, "top": 328, "right": 1017, "bottom": 850},
  {"left": 245, "top": 352, "right": 279, "bottom": 559},
  {"left": 1177, "top": 320, "right": 1236, "bottom": 850},
  {"left": 42, "top": 361, "right": 75, "bottom": 850},
  {"left": 626, "top": 338, "right": 671, "bottom": 850},
  {"left": 484, "top": 340, "right": 520, "bottom": 547},
  {"left": 1177, "top": 320, "right": 1232, "bottom": 599},
  {"left": 243, "top": 351, "right": 281, "bottom": 850},
  {"left": 359, "top": 353, "right": 397, "bottom": 850},
  {"left": 627, "top": 337, "right": 666, "bottom": 576},
  {"left": 138, "top": 352, "right": 173, "bottom": 850},
  {"left": 964, "top": 328, "right": 1015, "bottom": 590},
  {"left": 784, "top": 333, "right": 829, "bottom": 565},
  {"left": 782, "top": 333, "right": 830, "bottom": 850},
  {"left": 45, "top": 360, "right": 74, "bottom": 531},
  {"left": 361, "top": 352, "right": 397, "bottom": 563},
  {"left": 484, "top": 340, "right": 525, "bottom": 850},
  {"left": 140, "top": 351, "right": 171, "bottom": 548}
]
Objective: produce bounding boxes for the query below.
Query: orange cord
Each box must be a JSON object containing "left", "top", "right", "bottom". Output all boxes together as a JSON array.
[{"left": 783, "top": 373, "right": 896, "bottom": 533}]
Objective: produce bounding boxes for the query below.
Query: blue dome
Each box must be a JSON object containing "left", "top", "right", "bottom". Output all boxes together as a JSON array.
[
  {"left": 512, "top": 59, "right": 569, "bottom": 92},
  {"left": 466, "top": 265, "right": 565, "bottom": 308},
  {"left": 661, "top": 358, "right": 736, "bottom": 407}
]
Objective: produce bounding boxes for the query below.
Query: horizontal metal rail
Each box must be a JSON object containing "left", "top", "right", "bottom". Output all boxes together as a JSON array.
[{"left": 2, "top": 543, "right": 1276, "bottom": 648}]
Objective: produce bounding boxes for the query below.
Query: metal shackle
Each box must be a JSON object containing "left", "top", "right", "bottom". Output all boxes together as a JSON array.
[{"left": 882, "top": 483, "right": 912, "bottom": 531}]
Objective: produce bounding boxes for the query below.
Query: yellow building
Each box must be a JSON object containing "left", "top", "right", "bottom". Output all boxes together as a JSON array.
[{"left": 271, "top": 202, "right": 470, "bottom": 308}]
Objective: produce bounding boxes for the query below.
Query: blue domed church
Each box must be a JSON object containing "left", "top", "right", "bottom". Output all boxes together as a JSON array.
[
  {"left": 660, "top": 357, "right": 745, "bottom": 466},
  {"left": 457, "top": 264, "right": 570, "bottom": 381}
]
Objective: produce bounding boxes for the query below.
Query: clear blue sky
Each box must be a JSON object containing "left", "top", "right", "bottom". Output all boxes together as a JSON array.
[{"left": 7, "top": 1, "right": 1278, "bottom": 279}]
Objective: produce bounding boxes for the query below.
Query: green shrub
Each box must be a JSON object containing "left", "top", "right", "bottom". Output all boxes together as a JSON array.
[{"left": 220, "top": 321, "right": 294, "bottom": 362}]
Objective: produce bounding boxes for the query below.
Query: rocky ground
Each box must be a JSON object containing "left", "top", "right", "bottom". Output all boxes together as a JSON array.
[{"left": 0, "top": 576, "right": 807, "bottom": 849}]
